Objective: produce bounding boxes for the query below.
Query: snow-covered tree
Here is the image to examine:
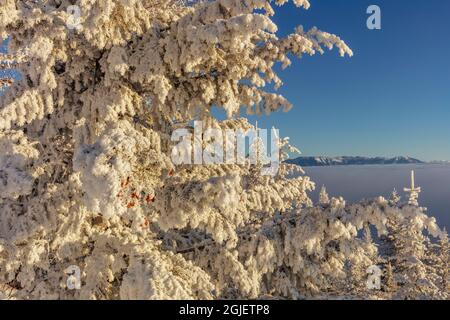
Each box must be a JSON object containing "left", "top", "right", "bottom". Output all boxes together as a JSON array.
[
  {"left": 389, "top": 188, "right": 401, "bottom": 206},
  {"left": 392, "top": 217, "right": 441, "bottom": 299},
  {"left": 0, "top": 0, "right": 447, "bottom": 300},
  {"left": 318, "top": 185, "right": 330, "bottom": 205},
  {"left": 431, "top": 231, "right": 449, "bottom": 297},
  {"left": 439, "top": 234, "right": 449, "bottom": 296},
  {"left": 0, "top": 0, "right": 352, "bottom": 300},
  {"left": 383, "top": 262, "right": 396, "bottom": 293}
]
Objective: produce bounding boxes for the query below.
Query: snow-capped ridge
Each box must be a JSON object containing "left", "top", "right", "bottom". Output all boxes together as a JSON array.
[{"left": 286, "top": 156, "right": 424, "bottom": 167}]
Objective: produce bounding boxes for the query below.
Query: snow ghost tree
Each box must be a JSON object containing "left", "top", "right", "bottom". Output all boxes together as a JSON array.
[
  {"left": 0, "top": 0, "right": 447, "bottom": 300},
  {"left": 318, "top": 185, "right": 330, "bottom": 205}
]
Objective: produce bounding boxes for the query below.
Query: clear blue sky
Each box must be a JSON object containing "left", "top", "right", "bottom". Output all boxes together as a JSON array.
[{"left": 241, "top": 0, "right": 450, "bottom": 161}]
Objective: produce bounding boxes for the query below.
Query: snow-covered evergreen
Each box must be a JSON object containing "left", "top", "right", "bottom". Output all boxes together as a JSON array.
[{"left": 318, "top": 185, "right": 330, "bottom": 206}]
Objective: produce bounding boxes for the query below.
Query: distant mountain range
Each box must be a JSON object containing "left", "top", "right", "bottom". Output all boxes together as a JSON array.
[
  {"left": 428, "top": 160, "right": 450, "bottom": 164},
  {"left": 285, "top": 156, "right": 425, "bottom": 167}
]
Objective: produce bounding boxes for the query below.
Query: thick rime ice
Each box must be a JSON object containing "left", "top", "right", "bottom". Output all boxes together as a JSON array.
[{"left": 0, "top": 0, "right": 447, "bottom": 300}]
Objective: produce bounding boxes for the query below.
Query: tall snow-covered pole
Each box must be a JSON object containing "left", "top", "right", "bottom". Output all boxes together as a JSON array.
[{"left": 404, "top": 170, "right": 421, "bottom": 206}]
